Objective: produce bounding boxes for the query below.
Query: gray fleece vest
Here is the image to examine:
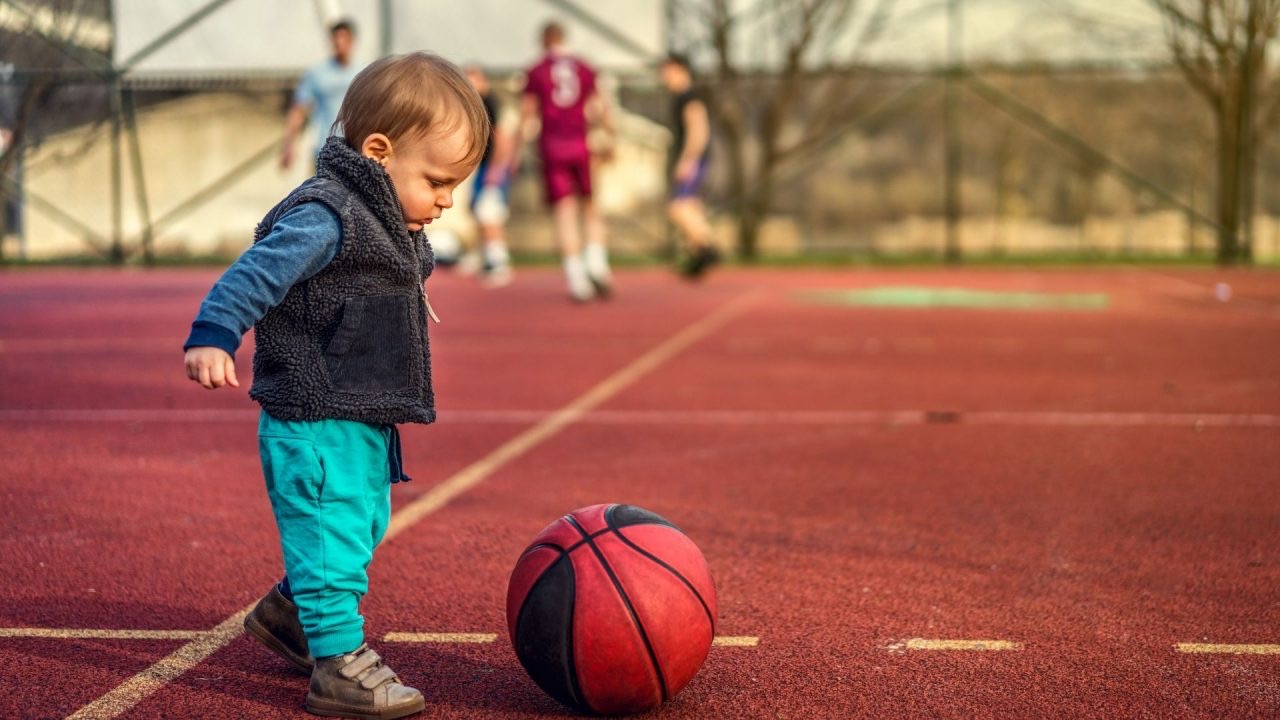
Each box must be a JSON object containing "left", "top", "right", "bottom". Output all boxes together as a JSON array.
[{"left": 249, "top": 137, "right": 436, "bottom": 425}]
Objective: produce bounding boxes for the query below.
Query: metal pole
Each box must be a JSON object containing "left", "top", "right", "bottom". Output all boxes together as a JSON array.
[
  {"left": 943, "top": 0, "right": 963, "bottom": 263},
  {"left": 123, "top": 90, "right": 154, "bottom": 264},
  {"left": 106, "top": 0, "right": 124, "bottom": 263},
  {"left": 109, "top": 73, "right": 124, "bottom": 263},
  {"left": 15, "top": 158, "right": 25, "bottom": 259},
  {"left": 380, "top": 0, "right": 393, "bottom": 56}
]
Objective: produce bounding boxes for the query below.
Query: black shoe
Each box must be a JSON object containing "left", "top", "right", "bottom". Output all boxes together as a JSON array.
[
  {"left": 244, "top": 584, "right": 314, "bottom": 674},
  {"left": 680, "top": 246, "right": 721, "bottom": 280}
]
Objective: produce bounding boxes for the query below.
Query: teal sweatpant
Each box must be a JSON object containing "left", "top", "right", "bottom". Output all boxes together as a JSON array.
[{"left": 258, "top": 412, "right": 392, "bottom": 658}]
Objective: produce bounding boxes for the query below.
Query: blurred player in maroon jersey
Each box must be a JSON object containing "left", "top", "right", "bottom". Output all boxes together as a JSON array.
[{"left": 516, "top": 21, "right": 616, "bottom": 302}]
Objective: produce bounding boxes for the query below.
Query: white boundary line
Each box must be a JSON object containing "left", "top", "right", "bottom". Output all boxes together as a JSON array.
[
  {"left": 64, "top": 292, "right": 759, "bottom": 720},
  {"left": 1175, "top": 643, "right": 1280, "bottom": 655},
  {"left": 886, "top": 638, "right": 1023, "bottom": 652},
  {"left": 66, "top": 611, "right": 250, "bottom": 720},
  {"left": 6, "top": 408, "right": 1277, "bottom": 428},
  {"left": 0, "top": 628, "right": 207, "bottom": 640},
  {"left": 383, "top": 632, "right": 498, "bottom": 644},
  {"left": 712, "top": 636, "right": 760, "bottom": 647}
]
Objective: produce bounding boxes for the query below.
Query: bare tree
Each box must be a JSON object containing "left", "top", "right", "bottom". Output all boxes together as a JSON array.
[
  {"left": 1150, "top": 0, "right": 1280, "bottom": 263},
  {"left": 674, "top": 0, "right": 891, "bottom": 258},
  {"left": 0, "top": 0, "right": 110, "bottom": 261}
]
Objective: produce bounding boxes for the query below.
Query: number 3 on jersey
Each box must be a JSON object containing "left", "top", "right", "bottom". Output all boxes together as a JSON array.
[{"left": 550, "top": 59, "right": 581, "bottom": 108}]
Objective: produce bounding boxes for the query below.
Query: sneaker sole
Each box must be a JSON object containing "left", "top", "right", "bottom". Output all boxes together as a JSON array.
[
  {"left": 304, "top": 695, "right": 426, "bottom": 720},
  {"left": 244, "top": 613, "right": 313, "bottom": 675},
  {"left": 482, "top": 270, "right": 514, "bottom": 289},
  {"left": 588, "top": 276, "right": 613, "bottom": 299}
]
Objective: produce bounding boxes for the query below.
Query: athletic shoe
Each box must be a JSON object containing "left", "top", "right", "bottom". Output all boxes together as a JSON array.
[
  {"left": 680, "top": 246, "right": 721, "bottom": 280},
  {"left": 565, "top": 256, "right": 596, "bottom": 303},
  {"left": 568, "top": 276, "right": 596, "bottom": 303},
  {"left": 306, "top": 644, "right": 425, "bottom": 719},
  {"left": 482, "top": 243, "right": 514, "bottom": 288},
  {"left": 583, "top": 243, "right": 613, "bottom": 299},
  {"left": 586, "top": 271, "right": 613, "bottom": 299},
  {"left": 244, "top": 584, "right": 313, "bottom": 674},
  {"left": 483, "top": 262, "right": 514, "bottom": 289},
  {"left": 454, "top": 251, "right": 483, "bottom": 277}
]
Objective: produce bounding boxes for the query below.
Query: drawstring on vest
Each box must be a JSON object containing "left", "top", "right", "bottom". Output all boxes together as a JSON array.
[{"left": 388, "top": 426, "right": 412, "bottom": 484}]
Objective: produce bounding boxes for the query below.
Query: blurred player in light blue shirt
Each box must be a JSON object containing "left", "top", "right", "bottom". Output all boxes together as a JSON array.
[{"left": 280, "top": 19, "right": 360, "bottom": 169}]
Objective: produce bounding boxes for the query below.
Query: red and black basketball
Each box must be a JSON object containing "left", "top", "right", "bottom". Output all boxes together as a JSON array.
[{"left": 506, "top": 504, "right": 718, "bottom": 715}]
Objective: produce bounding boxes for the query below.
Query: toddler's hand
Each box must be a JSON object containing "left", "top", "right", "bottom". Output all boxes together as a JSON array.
[{"left": 184, "top": 347, "right": 240, "bottom": 390}]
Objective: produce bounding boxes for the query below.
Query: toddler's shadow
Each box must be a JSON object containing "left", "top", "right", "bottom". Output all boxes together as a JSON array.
[{"left": 400, "top": 645, "right": 570, "bottom": 716}]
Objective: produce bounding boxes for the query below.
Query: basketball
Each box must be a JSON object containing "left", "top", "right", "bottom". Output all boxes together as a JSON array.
[{"left": 506, "top": 504, "right": 718, "bottom": 715}]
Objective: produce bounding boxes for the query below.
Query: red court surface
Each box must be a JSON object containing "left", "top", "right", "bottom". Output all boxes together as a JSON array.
[{"left": 1, "top": 265, "right": 1278, "bottom": 719}]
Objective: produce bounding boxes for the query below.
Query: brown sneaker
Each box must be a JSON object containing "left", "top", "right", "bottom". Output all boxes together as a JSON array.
[
  {"left": 243, "top": 584, "right": 314, "bottom": 674},
  {"left": 305, "top": 644, "right": 425, "bottom": 719}
]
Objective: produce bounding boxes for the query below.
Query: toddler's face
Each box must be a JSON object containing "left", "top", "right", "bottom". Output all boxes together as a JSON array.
[{"left": 378, "top": 125, "right": 476, "bottom": 232}]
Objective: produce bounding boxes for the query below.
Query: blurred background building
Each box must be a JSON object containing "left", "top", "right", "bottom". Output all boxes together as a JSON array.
[{"left": 1, "top": 0, "right": 1277, "bottom": 263}]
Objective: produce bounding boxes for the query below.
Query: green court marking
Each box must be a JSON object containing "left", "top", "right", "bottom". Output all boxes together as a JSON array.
[{"left": 798, "top": 286, "right": 1109, "bottom": 311}]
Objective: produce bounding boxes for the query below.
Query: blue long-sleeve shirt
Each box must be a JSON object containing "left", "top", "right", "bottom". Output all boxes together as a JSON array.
[{"left": 184, "top": 202, "right": 341, "bottom": 356}]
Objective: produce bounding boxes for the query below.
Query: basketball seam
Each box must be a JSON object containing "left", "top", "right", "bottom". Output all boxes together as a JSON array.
[
  {"left": 611, "top": 526, "right": 716, "bottom": 634},
  {"left": 519, "top": 542, "right": 567, "bottom": 558},
  {"left": 563, "top": 528, "right": 609, "bottom": 555},
  {"left": 565, "top": 514, "right": 670, "bottom": 705}
]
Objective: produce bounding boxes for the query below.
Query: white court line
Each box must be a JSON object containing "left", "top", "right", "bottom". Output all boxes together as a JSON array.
[
  {"left": 64, "top": 292, "right": 760, "bottom": 720},
  {"left": 964, "top": 411, "right": 1280, "bottom": 428},
  {"left": 887, "top": 638, "right": 1023, "bottom": 652},
  {"left": 65, "top": 611, "right": 250, "bottom": 720},
  {"left": 0, "top": 628, "right": 207, "bottom": 640},
  {"left": 712, "top": 636, "right": 760, "bottom": 647},
  {"left": 384, "top": 632, "right": 498, "bottom": 644},
  {"left": 6, "top": 408, "right": 1278, "bottom": 428},
  {"left": 1175, "top": 643, "right": 1280, "bottom": 655}
]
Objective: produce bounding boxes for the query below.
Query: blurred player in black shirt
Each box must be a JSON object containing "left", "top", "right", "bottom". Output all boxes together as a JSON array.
[{"left": 661, "top": 53, "right": 718, "bottom": 279}]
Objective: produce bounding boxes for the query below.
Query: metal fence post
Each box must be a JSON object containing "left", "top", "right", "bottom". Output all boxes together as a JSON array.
[
  {"left": 109, "top": 72, "right": 124, "bottom": 263},
  {"left": 943, "top": 0, "right": 963, "bottom": 263},
  {"left": 123, "top": 89, "right": 154, "bottom": 263}
]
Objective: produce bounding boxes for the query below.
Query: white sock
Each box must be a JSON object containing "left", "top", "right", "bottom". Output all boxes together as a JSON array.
[
  {"left": 583, "top": 242, "right": 611, "bottom": 279},
  {"left": 564, "top": 255, "right": 593, "bottom": 298},
  {"left": 484, "top": 240, "right": 510, "bottom": 268}
]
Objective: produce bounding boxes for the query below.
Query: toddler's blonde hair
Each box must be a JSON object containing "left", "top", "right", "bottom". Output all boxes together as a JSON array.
[{"left": 336, "top": 52, "right": 490, "bottom": 167}]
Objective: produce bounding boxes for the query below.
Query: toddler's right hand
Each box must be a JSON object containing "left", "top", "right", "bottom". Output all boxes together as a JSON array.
[{"left": 184, "top": 347, "right": 240, "bottom": 390}]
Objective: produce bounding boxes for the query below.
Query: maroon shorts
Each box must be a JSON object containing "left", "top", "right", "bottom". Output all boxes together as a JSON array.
[{"left": 542, "top": 155, "right": 592, "bottom": 206}]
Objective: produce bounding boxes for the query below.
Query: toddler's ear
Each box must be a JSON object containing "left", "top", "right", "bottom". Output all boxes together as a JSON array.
[{"left": 361, "top": 133, "right": 393, "bottom": 166}]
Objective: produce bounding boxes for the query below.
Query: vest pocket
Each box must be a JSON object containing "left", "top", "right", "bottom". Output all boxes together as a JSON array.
[{"left": 324, "top": 295, "right": 412, "bottom": 392}]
